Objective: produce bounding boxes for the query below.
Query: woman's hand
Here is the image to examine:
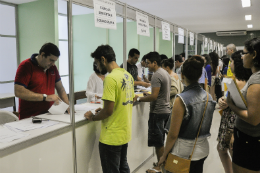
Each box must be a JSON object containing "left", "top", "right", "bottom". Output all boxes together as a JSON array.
[
  {"left": 218, "top": 96, "right": 228, "bottom": 109},
  {"left": 158, "top": 155, "right": 167, "bottom": 167}
]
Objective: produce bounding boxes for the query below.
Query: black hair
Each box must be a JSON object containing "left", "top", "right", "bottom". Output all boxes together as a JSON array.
[
  {"left": 182, "top": 55, "right": 204, "bottom": 83},
  {"left": 162, "top": 58, "right": 174, "bottom": 69},
  {"left": 180, "top": 52, "right": 185, "bottom": 58},
  {"left": 39, "top": 43, "right": 60, "bottom": 57},
  {"left": 244, "top": 37, "right": 260, "bottom": 68},
  {"left": 220, "top": 55, "right": 227, "bottom": 60},
  {"left": 93, "top": 62, "right": 100, "bottom": 74},
  {"left": 128, "top": 48, "right": 140, "bottom": 57},
  {"left": 222, "top": 57, "right": 229, "bottom": 67},
  {"left": 202, "top": 54, "right": 211, "bottom": 66},
  {"left": 209, "top": 52, "right": 219, "bottom": 75},
  {"left": 91, "top": 45, "right": 116, "bottom": 63},
  {"left": 160, "top": 54, "right": 168, "bottom": 61},
  {"left": 231, "top": 51, "right": 252, "bottom": 81},
  {"left": 188, "top": 55, "right": 192, "bottom": 59},
  {"left": 146, "top": 52, "right": 161, "bottom": 66},
  {"left": 175, "top": 55, "right": 183, "bottom": 62},
  {"left": 141, "top": 54, "right": 147, "bottom": 62}
]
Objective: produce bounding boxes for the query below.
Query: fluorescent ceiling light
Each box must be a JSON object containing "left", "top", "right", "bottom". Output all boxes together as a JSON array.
[
  {"left": 242, "top": 0, "right": 251, "bottom": 7},
  {"left": 245, "top": 15, "right": 252, "bottom": 20},
  {"left": 247, "top": 24, "right": 253, "bottom": 28}
]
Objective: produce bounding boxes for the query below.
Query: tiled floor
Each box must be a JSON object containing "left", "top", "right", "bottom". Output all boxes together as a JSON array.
[{"left": 135, "top": 108, "right": 225, "bottom": 173}]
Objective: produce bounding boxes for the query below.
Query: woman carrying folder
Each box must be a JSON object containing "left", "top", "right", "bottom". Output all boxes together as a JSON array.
[
  {"left": 217, "top": 51, "right": 252, "bottom": 173},
  {"left": 227, "top": 38, "right": 260, "bottom": 173}
]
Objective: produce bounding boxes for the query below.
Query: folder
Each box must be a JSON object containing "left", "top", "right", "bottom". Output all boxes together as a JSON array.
[{"left": 223, "top": 77, "right": 247, "bottom": 110}]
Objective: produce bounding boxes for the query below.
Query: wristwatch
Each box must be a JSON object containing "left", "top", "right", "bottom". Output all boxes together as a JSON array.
[
  {"left": 43, "top": 94, "right": 47, "bottom": 101},
  {"left": 137, "top": 97, "right": 141, "bottom": 102}
]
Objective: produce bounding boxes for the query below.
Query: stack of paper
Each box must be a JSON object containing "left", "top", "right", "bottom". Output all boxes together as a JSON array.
[
  {"left": 4, "top": 118, "right": 60, "bottom": 132},
  {"left": 0, "top": 125, "right": 29, "bottom": 143}
]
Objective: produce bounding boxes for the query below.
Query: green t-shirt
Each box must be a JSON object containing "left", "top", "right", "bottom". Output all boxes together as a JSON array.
[{"left": 100, "top": 68, "right": 135, "bottom": 146}]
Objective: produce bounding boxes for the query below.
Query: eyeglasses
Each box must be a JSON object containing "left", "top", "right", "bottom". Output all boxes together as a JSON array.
[{"left": 240, "top": 52, "right": 250, "bottom": 56}]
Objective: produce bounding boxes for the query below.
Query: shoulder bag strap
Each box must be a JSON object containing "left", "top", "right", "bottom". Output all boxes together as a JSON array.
[{"left": 189, "top": 92, "right": 209, "bottom": 159}]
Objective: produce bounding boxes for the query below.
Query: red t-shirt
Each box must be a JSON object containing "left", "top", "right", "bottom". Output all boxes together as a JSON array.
[{"left": 15, "top": 54, "right": 61, "bottom": 119}]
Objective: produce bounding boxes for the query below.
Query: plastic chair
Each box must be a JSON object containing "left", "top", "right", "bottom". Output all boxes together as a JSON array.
[{"left": 0, "top": 110, "right": 19, "bottom": 124}]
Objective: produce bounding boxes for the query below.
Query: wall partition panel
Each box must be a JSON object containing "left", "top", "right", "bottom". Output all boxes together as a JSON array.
[
  {"left": 197, "top": 34, "right": 203, "bottom": 55},
  {"left": 126, "top": 19, "right": 138, "bottom": 55},
  {"left": 108, "top": 16, "right": 124, "bottom": 66},
  {"left": 174, "top": 34, "right": 185, "bottom": 55},
  {"left": 139, "top": 26, "right": 154, "bottom": 58},
  {"left": 157, "top": 27, "right": 173, "bottom": 58},
  {"left": 72, "top": 4, "right": 106, "bottom": 92}
]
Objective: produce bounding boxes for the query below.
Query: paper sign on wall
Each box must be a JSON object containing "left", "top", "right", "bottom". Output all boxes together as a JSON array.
[
  {"left": 190, "top": 32, "right": 194, "bottom": 45},
  {"left": 136, "top": 11, "right": 150, "bottom": 36},
  {"left": 161, "top": 21, "right": 171, "bottom": 41},
  {"left": 94, "top": 0, "right": 117, "bottom": 30},
  {"left": 178, "top": 28, "right": 184, "bottom": 44},
  {"left": 204, "top": 38, "right": 208, "bottom": 47}
]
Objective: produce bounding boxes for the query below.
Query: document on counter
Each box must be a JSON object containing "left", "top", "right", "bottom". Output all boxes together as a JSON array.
[
  {"left": 0, "top": 125, "right": 29, "bottom": 143},
  {"left": 4, "top": 118, "right": 60, "bottom": 132},
  {"left": 48, "top": 100, "right": 69, "bottom": 115}
]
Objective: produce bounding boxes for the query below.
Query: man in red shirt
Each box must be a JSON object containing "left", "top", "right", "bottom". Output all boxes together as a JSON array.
[{"left": 15, "top": 43, "right": 70, "bottom": 120}]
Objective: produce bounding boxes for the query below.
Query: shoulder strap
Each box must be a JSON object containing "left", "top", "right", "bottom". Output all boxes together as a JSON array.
[{"left": 189, "top": 93, "right": 209, "bottom": 160}]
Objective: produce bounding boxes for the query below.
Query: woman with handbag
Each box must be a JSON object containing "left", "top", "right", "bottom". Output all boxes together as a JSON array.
[
  {"left": 227, "top": 38, "right": 260, "bottom": 173},
  {"left": 217, "top": 50, "right": 252, "bottom": 173},
  {"left": 158, "top": 55, "right": 216, "bottom": 173}
]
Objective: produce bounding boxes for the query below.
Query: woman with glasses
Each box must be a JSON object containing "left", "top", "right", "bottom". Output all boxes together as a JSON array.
[
  {"left": 227, "top": 38, "right": 260, "bottom": 173},
  {"left": 217, "top": 51, "right": 252, "bottom": 173}
]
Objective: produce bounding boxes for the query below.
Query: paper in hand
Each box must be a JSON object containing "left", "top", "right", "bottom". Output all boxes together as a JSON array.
[{"left": 48, "top": 100, "right": 69, "bottom": 115}]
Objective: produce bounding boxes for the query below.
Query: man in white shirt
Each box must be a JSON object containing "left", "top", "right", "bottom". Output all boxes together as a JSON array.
[{"left": 136, "top": 55, "right": 149, "bottom": 83}]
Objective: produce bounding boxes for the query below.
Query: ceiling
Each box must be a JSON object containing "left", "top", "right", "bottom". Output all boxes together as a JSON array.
[
  {"left": 117, "top": 0, "right": 260, "bottom": 33},
  {"left": 2, "top": 0, "right": 260, "bottom": 33}
]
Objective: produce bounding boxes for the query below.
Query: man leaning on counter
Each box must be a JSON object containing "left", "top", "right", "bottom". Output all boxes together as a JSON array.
[{"left": 14, "top": 43, "right": 70, "bottom": 120}]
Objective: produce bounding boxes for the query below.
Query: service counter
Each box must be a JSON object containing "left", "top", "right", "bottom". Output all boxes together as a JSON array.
[{"left": 0, "top": 102, "right": 153, "bottom": 173}]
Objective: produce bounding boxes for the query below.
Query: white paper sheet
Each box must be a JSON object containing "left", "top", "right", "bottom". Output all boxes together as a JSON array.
[
  {"left": 161, "top": 21, "right": 171, "bottom": 41},
  {"left": 0, "top": 126, "right": 29, "bottom": 143},
  {"left": 94, "top": 0, "right": 117, "bottom": 30},
  {"left": 48, "top": 101, "right": 69, "bottom": 115},
  {"left": 5, "top": 118, "right": 60, "bottom": 132},
  {"left": 136, "top": 11, "right": 150, "bottom": 37}
]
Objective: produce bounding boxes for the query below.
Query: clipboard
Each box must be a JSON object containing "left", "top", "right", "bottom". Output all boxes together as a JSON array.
[{"left": 223, "top": 77, "right": 247, "bottom": 109}]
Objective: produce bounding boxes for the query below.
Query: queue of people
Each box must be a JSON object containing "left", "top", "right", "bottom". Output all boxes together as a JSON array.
[{"left": 13, "top": 37, "right": 260, "bottom": 173}]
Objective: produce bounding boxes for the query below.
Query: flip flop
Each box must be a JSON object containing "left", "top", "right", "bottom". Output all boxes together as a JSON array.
[{"left": 146, "top": 168, "right": 162, "bottom": 173}]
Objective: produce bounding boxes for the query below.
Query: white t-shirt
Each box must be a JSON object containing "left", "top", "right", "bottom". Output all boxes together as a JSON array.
[
  {"left": 86, "top": 72, "right": 104, "bottom": 103},
  {"left": 136, "top": 62, "right": 145, "bottom": 81},
  {"left": 171, "top": 137, "right": 209, "bottom": 161}
]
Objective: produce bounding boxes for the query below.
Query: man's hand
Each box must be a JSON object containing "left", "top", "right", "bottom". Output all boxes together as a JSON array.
[
  {"left": 142, "top": 82, "right": 151, "bottom": 88},
  {"left": 46, "top": 94, "right": 62, "bottom": 105},
  {"left": 84, "top": 111, "right": 94, "bottom": 121},
  {"left": 143, "top": 92, "right": 150, "bottom": 96}
]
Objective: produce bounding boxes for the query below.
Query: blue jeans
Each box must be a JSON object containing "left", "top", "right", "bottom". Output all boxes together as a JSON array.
[{"left": 99, "top": 142, "right": 130, "bottom": 173}]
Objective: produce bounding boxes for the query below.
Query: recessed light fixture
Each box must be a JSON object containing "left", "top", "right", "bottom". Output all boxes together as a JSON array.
[
  {"left": 247, "top": 24, "right": 253, "bottom": 28},
  {"left": 245, "top": 15, "right": 252, "bottom": 20},
  {"left": 242, "top": 0, "right": 251, "bottom": 7}
]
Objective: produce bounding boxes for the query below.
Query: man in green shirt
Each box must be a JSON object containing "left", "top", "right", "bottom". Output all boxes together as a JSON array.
[{"left": 84, "top": 45, "right": 136, "bottom": 173}]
